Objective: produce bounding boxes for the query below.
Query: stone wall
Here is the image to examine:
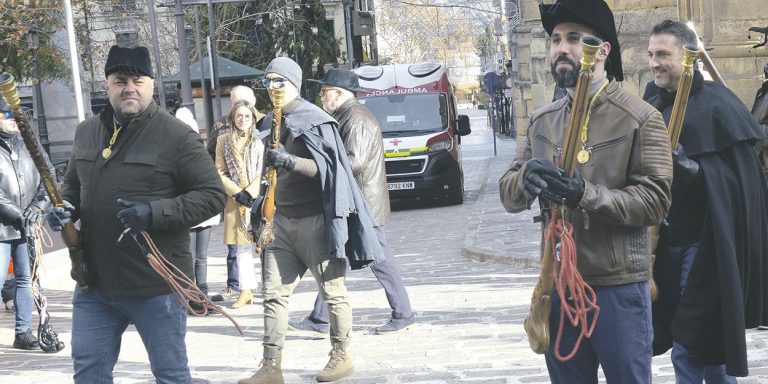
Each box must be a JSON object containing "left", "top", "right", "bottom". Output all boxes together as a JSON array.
[{"left": 510, "top": 0, "right": 768, "bottom": 145}]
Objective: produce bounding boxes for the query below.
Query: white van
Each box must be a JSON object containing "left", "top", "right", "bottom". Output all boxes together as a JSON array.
[{"left": 353, "top": 62, "right": 471, "bottom": 204}]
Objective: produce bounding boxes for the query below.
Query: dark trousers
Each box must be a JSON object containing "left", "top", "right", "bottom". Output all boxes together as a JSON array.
[
  {"left": 189, "top": 226, "right": 211, "bottom": 287},
  {"left": 309, "top": 226, "right": 413, "bottom": 323},
  {"left": 545, "top": 282, "right": 653, "bottom": 384},
  {"left": 226, "top": 244, "right": 240, "bottom": 291}
]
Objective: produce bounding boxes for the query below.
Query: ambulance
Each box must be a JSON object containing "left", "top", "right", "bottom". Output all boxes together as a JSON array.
[{"left": 353, "top": 62, "right": 471, "bottom": 204}]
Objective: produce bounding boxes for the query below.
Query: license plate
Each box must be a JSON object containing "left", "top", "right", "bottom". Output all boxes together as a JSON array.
[{"left": 387, "top": 182, "right": 415, "bottom": 190}]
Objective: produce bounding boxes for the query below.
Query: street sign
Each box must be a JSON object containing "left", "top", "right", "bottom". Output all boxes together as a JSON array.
[
  {"left": 483, "top": 71, "right": 501, "bottom": 94},
  {"left": 504, "top": 89, "right": 514, "bottom": 98}
]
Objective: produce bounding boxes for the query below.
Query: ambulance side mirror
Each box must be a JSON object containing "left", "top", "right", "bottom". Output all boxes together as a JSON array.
[{"left": 456, "top": 115, "right": 471, "bottom": 136}]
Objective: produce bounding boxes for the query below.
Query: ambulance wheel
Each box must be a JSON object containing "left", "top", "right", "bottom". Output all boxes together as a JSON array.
[{"left": 447, "top": 177, "right": 464, "bottom": 205}]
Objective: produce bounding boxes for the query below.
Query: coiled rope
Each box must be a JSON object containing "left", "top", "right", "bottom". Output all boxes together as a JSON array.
[
  {"left": 548, "top": 207, "right": 600, "bottom": 362},
  {"left": 122, "top": 228, "right": 244, "bottom": 335}
]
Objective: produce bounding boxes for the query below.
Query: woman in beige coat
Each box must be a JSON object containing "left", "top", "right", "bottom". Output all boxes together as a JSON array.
[{"left": 215, "top": 100, "right": 265, "bottom": 308}]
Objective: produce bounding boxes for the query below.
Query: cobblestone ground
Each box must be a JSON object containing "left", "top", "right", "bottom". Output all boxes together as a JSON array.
[{"left": 1, "top": 110, "right": 766, "bottom": 383}]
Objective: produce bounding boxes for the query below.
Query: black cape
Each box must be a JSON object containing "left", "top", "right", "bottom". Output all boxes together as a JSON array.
[{"left": 645, "top": 71, "right": 768, "bottom": 377}]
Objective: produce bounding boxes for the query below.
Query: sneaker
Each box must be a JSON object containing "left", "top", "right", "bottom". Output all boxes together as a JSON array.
[
  {"left": 13, "top": 329, "right": 40, "bottom": 350},
  {"left": 316, "top": 348, "right": 354, "bottom": 382},
  {"left": 211, "top": 286, "right": 238, "bottom": 302},
  {"left": 374, "top": 315, "right": 416, "bottom": 335},
  {"left": 288, "top": 316, "right": 330, "bottom": 338},
  {"left": 3, "top": 299, "right": 13, "bottom": 311}
]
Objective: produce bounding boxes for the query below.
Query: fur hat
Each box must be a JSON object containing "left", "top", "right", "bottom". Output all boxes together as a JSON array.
[
  {"left": 104, "top": 45, "right": 154, "bottom": 79},
  {"left": 264, "top": 57, "right": 302, "bottom": 90},
  {"left": 539, "top": 0, "right": 624, "bottom": 81}
]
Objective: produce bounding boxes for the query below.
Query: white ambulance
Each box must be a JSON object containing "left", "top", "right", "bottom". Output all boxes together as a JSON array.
[{"left": 353, "top": 62, "right": 471, "bottom": 204}]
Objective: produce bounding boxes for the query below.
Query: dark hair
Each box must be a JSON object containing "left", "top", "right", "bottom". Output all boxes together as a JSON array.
[{"left": 651, "top": 20, "right": 698, "bottom": 49}]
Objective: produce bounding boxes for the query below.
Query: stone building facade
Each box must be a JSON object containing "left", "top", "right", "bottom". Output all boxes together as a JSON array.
[{"left": 509, "top": 0, "right": 768, "bottom": 151}]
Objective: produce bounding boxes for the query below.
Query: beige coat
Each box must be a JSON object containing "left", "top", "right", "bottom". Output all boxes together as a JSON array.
[{"left": 215, "top": 131, "right": 264, "bottom": 244}]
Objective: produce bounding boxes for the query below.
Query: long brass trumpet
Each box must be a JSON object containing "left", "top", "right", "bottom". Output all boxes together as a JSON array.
[
  {"left": 524, "top": 36, "right": 602, "bottom": 354},
  {"left": 668, "top": 46, "right": 700, "bottom": 147},
  {"left": 0, "top": 73, "right": 90, "bottom": 291}
]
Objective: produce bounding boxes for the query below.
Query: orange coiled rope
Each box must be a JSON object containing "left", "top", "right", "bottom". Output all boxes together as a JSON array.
[
  {"left": 548, "top": 208, "right": 599, "bottom": 362},
  {"left": 123, "top": 229, "right": 244, "bottom": 335}
]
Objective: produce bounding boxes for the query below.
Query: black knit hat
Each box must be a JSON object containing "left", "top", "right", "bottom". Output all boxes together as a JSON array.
[
  {"left": 104, "top": 45, "right": 154, "bottom": 79},
  {"left": 540, "top": 0, "right": 624, "bottom": 81}
]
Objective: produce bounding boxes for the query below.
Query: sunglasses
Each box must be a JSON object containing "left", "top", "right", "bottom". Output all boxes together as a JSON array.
[
  {"left": 2, "top": 111, "right": 12, "bottom": 120},
  {"left": 261, "top": 77, "right": 286, "bottom": 89}
]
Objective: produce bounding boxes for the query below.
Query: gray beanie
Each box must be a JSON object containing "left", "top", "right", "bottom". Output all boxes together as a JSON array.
[{"left": 265, "top": 57, "right": 303, "bottom": 89}]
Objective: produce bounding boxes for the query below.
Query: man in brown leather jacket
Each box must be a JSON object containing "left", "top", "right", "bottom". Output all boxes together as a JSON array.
[
  {"left": 498, "top": 0, "right": 672, "bottom": 382},
  {"left": 287, "top": 69, "right": 415, "bottom": 336}
]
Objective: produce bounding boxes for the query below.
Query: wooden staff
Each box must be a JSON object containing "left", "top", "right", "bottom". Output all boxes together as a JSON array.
[
  {"left": 255, "top": 86, "right": 286, "bottom": 253},
  {"left": 0, "top": 73, "right": 90, "bottom": 292},
  {"left": 524, "top": 36, "right": 602, "bottom": 354}
]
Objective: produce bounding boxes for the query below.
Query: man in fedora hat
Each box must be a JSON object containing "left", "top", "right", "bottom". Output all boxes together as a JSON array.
[
  {"left": 287, "top": 68, "right": 415, "bottom": 337},
  {"left": 238, "top": 57, "right": 383, "bottom": 384},
  {"left": 47, "top": 45, "right": 226, "bottom": 383},
  {"left": 499, "top": 0, "right": 672, "bottom": 382}
]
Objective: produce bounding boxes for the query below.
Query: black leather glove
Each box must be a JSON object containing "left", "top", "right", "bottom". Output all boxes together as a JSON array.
[
  {"left": 672, "top": 144, "right": 700, "bottom": 185},
  {"left": 522, "top": 159, "right": 559, "bottom": 200},
  {"left": 46, "top": 200, "right": 75, "bottom": 231},
  {"left": 265, "top": 148, "right": 297, "bottom": 171},
  {"left": 117, "top": 199, "right": 152, "bottom": 233},
  {"left": 234, "top": 190, "right": 254, "bottom": 207},
  {"left": 540, "top": 170, "right": 585, "bottom": 209}
]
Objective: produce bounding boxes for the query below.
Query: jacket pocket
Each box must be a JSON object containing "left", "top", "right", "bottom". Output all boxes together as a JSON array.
[
  {"left": 533, "top": 134, "right": 562, "bottom": 161},
  {"left": 119, "top": 152, "right": 158, "bottom": 194},
  {"left": 74, "top": 149, "right": 99, "bottom": 202},
  {"left": 582, "top": 135, "right": 630, "bottom": 188}
]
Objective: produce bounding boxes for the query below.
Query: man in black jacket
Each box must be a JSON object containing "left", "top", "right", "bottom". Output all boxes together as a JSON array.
[
  {"left": 646, "top": 20, "right": 768, "bottom": 380},
  {"left": 48, "top": 45, "right": 226, "bottom": 384},
  {"left": 287, "top": 68, "right": 415, "bottom": 337}
]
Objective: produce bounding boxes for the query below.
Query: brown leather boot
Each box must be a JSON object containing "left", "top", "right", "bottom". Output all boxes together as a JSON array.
[{"left": 238, "top": 357, "right": 283, "bottom": 384}]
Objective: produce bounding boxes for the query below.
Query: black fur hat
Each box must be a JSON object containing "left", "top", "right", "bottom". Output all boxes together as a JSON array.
[
  {"left": 104, "top": 45, "right": 154, "bottom": 79},
  {"left": 540, "top": 0, "right": 623, "bottom": 81}
]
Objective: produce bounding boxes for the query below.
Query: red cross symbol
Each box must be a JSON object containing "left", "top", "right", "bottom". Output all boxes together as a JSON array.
[{"left": 389, "top": 139, "right": 402, "bottom": 146}]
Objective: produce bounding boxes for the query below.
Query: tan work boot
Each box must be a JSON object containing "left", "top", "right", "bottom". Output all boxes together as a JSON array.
[
  {"left": 238, "top": 357, "right": 284, "bottom": 384},
  {"left": 316, "top": 348, "right": 354, "bottom": 382}
]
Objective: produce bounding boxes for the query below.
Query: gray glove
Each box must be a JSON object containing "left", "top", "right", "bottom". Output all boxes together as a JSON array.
[
  {"left": 266, "top": 148, "right": 297, "bottom": 171},
  {"left": 47, "top": 200, "right": 75, "bottom": 231},
  {"left": 22, "top": 203, "right": 46, "bottom": 229}
]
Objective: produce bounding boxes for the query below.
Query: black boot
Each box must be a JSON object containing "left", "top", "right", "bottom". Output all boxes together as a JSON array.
[
  {"left": 189, "top": 283, "right": 209, "bottom": 315},
  {"left": 14, "top": 328, "right": 40, "bottom": 350}
]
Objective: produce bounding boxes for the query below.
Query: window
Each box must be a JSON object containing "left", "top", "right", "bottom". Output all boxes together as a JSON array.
[{"left": 113, "top": 0, "right": 137, "bottom": 12}]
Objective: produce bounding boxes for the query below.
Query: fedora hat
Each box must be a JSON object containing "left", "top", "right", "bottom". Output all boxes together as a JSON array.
[
  {"left": 308, "top": 68, "right": 367, "bottom": 93},
  {"left": 540, "top": 0, "right": 623, "bottom": 81},
  {"left": 104, "top": 45, "right": 154, "bottom": 79}
]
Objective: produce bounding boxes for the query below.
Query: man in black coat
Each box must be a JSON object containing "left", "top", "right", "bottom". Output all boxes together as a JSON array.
[
  {"left": 646, "top": 20, "right": 768, "bottom": 380},
  {"left": 48, "top": 45, "right": 226, "bottom": 383}
]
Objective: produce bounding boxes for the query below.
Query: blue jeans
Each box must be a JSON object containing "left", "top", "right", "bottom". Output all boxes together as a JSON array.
[
  {"left": 71, "top": 287, "right": 191, "bottom": 384},
  {"left": 0, "top": 239, "right": 34, "bottom": 333},
  {"left": 545, "top": 282, "right": 653, "bottom": 384},
  {"left": 669, "top": 243, "right": 737, "bottom": 384},
  {"left": 309, "top": 226, "right": 413, "bottom": 322},
  {"left": 226, "top": 244, "right": 240, "bottom": 291}
]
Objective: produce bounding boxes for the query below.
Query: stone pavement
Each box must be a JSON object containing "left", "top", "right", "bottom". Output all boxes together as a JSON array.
[{"left": 0, "top": 116, "right": 766, "bottom": 383}]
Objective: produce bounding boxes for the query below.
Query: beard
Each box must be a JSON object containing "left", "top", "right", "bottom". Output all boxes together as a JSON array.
[{"left": 551, "top": 56, "right": 580, "bottom": 88}]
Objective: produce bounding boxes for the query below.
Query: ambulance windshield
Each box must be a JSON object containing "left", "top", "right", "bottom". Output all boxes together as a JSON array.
[{"left": 359, "top": 93, "right": 448, "bottom": 137}]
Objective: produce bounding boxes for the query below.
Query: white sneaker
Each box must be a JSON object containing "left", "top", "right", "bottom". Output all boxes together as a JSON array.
[{"left": 3, "top": 300, "right": 13, "bottom": 311}]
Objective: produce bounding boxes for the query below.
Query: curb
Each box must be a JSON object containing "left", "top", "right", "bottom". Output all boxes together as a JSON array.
[{"left": 460, "top": 245, "right": 540, "bottom": 269}]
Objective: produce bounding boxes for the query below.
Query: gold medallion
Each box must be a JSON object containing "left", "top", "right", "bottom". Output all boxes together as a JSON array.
[
  {"left": 577, "top": 149, "right": 590, "bottom": 164},
  {"left": 102, "top": 147, "right": 112, "bottom": 159}
]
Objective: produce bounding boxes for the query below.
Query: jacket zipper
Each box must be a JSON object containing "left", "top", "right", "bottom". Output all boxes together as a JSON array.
[
  {"left": 585, "top": 135, "right": 629, "bottom": 157},
  {"left": 534, "top": 134, "right": 563, "bottom": 161}
]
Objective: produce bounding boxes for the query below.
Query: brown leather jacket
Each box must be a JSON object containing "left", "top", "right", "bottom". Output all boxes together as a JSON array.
[
  {"left": 499, "top": 79, "right": 673, "bottom": 286},
  {"left": 333, "top": 98, "right": 390, "bottom": 226}
]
